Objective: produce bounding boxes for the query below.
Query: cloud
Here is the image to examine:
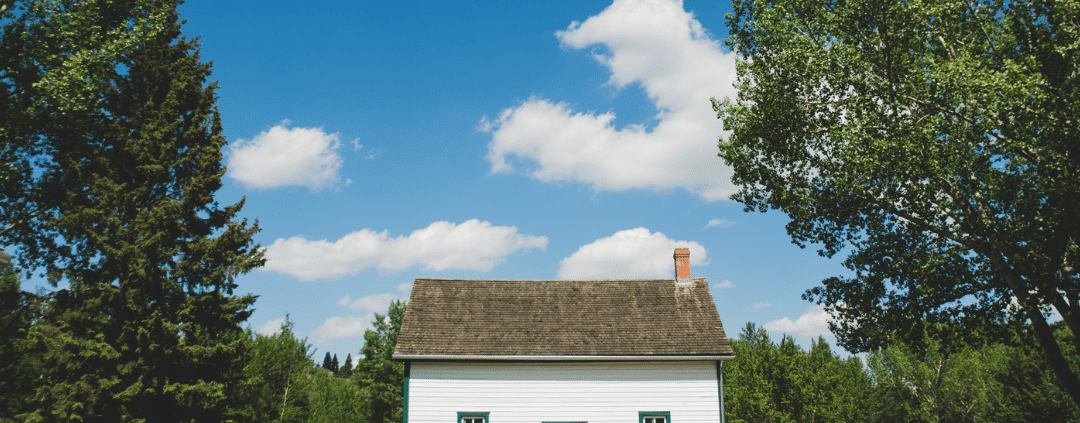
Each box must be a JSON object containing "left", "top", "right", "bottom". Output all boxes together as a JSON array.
[
  {"left": 227, "top": 120, "right": 344, "bottom": 190},
  {"left": 763, "top": 304, "right": 832, "bottom": 338},
  {"left": 315, "top": 284, "right": 414, "bottom": 343},
  {"left": 338, "top": 283, "right": 413, "bottom": 312},
  {"left": 716, "top": 279, "right": 733, "bottom": 288},
  {"left": 705, "top": 218, "right": 735, "bottom": 228},
  {"left": 311, "top": 314, "right": 375, "bottom": 344},
  {"left": 256, "top": 317, "right": 286, "bottom": 336},
  {"left": 264, "top": 219, "right": 548, "bottom": 281},
  {"left": 558, "top": 227, "right": 706, "bottom": 279},
  {"left": 753, "top": 302, "right": 771, "bottom": 309},
  {"left": 482, "top": 0, "right": 738, "bottom": 201},
  {"left": 338, "top": 293, "right": 397, "bottom": 312}
]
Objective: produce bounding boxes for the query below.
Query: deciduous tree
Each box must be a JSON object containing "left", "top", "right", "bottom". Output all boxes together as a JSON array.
[
  {"left": 227, "top": 318, "right": 314, "bottom": 423},
  {"left": 723, "top": 323, "right": 870, "bottom": 422},
  {"left": 716, "top": 0, "right": 1080, "bottom": 404},
  {"left": 356, "top": 300, "right": 405, "bottom": 423}
]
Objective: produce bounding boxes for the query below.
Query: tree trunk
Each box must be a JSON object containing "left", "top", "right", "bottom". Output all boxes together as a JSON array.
[{"left": 1022, "top": 294, "right": 1080, "bottom": 406}]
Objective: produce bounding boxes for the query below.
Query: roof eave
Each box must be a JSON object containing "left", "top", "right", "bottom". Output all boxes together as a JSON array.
[{"left": 392, "top": 354, "right": 735, "bottom": 361}]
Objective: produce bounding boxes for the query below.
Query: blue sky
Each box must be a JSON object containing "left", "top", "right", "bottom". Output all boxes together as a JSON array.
[{"left": 167, "top": 0, "right": 854, "bottom": 359}]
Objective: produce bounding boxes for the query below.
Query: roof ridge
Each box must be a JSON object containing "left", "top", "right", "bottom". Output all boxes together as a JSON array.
[{"left": 412, "top": 277, "right": 709, "bottom": 282}]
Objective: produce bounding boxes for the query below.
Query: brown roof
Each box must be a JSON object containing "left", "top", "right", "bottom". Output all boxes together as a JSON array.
[{"left": 394, "top": 277, "right": 732, "bottom": 358}]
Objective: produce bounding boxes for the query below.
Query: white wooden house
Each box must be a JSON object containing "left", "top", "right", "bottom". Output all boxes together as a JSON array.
[{"left": 393, "top": 248, "right": 733, "bottom": 423}]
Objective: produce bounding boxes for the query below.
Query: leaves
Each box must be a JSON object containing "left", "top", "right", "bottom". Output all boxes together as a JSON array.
[
  {"left": 2, "top": 0, "right": 264, "bottom": 420},
  {"left": 356, "top": 300, "right": 405, "bottom": 423},
  {"left": 717, "top": 0, "right": 1080, "bottom": 405},
  {"left": 724, "top": 323, "right": 871, "bottom": 423}
]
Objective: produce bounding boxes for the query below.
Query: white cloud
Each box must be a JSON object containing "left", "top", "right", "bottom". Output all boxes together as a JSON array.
[
  {"left": 716, "top": 279, "right": 733, "bottom": 288},
  {"left": 227, "top": 120, "right": 344, "bottom": 190},
  {"left": 256, "top": 317, "right": 286, "bottom": 336},
  {"left": 558, "top": 227, "right": 706, "bottom": 279},
  {"left": 482, "top": 0, "right": 738, "bottom": 201},
  {"left": 705, "top": 218, "right": 735, "bottom": 228},
  {"left": 338, "top": 293, "right": 398, "bottom": 312},
  {"left": 753, "top": 302, "right": 771, "bottom": 309},
  {"left": 763, "top": 304, "right": 832, "bottom": 338},
  {"left": 322, "top": 284, "right": 414, "bottom": 343},
  {"left": 264, "top": 219, "right": 548, "bottom": 281},
  {"left": 311, "top": 314, "right": 375, "bottom": 344},
  {"left": 338, "top": 284, "right": 411, "bottom": 312}
]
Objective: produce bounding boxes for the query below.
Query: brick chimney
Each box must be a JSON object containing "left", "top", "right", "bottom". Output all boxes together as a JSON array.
[{"left": 674, "top": 248, "right": 691, "bottom": 284}]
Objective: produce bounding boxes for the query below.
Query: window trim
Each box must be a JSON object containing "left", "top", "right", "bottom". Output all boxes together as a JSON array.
[
  {"left": 458, "top": 411, "right": 490, "bottom": 423},
  {"left": 639, "top": 411, "right": 671, "bottom": 423}
]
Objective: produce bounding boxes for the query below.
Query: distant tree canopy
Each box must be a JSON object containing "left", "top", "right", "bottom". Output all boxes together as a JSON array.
[
  {"left": 715, "top": 0, "right": 1080, "bottom": 405},
  {"left": 723, "top": 323, "right": 1080, "bottom": 423}
]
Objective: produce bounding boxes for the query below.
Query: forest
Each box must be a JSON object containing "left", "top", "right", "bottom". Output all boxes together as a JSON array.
[
  {"left": 8, "top": 269, "right": 1077, "bottom": 422},
  {"left": 2, "top": 0, "right": 1077, "bottom": 421}
]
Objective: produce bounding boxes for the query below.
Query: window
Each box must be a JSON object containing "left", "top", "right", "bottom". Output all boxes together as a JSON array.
[
  {"left": 639, "top": 411, "right": 671, "bottom": 423},
  {"left": 458, "top": 412, "right": 489, "bottom": 423}
]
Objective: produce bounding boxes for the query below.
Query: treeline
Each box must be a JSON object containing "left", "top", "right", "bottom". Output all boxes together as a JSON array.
[
  {"left": 224, "top": 300, "right": 406, "bottom": 423},
  {"left": 0, "top": 260, "right": 406, "bottom": 423},
  {"left": 724, "top": 323, "right": 1080, "bottom": 422},
  {"left": 8, "top": 258, "right": 1080, "bottom": 423}
]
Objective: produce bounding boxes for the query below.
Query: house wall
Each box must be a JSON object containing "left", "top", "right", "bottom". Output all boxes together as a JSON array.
[{"left": 406, "top": 361, "right": 720, "bottom": 423}]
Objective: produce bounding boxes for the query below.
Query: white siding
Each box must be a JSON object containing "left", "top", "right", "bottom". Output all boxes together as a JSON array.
[{"left": 407, "top": 361, "right": 720, "bottom": 423}]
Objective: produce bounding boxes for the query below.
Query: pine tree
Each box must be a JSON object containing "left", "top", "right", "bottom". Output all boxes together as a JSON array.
[
  {"left": 323, "top": 352, "right": 334, "bottom": 371},
  {"left": 0, "top": 261, "right": 39, "bottom": 419},
  {"left": 13, "top": 1, "right": 264, "bottom": 421},
  {"left": 341, "top": 353, "right": 353, "bottom": 377},
  {"left": 331, "top": 353, "right": 339, "bottom": 373}
]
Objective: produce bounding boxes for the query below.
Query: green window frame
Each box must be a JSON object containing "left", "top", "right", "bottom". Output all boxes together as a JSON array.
[
  {"left": 639, "top": 411, "right": 671, "bottom": 423},
  {"left": 458, "top": 411, "right": 490, "bottom": 423}
]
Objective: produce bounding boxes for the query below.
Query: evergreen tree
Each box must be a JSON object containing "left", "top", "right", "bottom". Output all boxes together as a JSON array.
[
  {"left": 331, "top": 354, "right": 339, "bottom": 373},
  {"left": 323, "top": 352, "right": 333, "bottom": 371},
  {"left": 7, "top": 1, "right": 263, "bottom": 420},
  {"left": 340, "top": 353, "right": 353, "bottom": 377},
  {"left": 0, "top": 261, "right": 39, "bottom": 419}
]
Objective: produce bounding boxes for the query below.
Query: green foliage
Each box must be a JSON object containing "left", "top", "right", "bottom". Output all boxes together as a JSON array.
[
  {"left": 0, "top": 263, "right": 39, "bottom": 421},
  {"left": 994, "top": 323, "right": 1080, "bottom": 421},
  {"left": 356, "top": 300, "right": 405, "bottom": 423},
  {"left": 226, "top": 318, "right": 313, "bottom": 423},
  {"left": 323, "top": 352, "right": 333, "bottom": 371},
  {"left": 724, "top": 323, "right": 870, "bottom": 423},
  {"left": 1, "top": 0, "right": 169, "bottom": 258},
  {"left": 1, "top": 0, "right": 264, "bottom": 420},
  {"left": 303, "top": 367, "right": 364, "bottom": 423},
  {"left": 224, "top": 318, "right": 369, "bottom": 423},
  {"left": 727, "top": 323, "right": 1080, "bottom": 422},
  {"left": 866, "top": 325, "right": 1080, "bottom": 422},
  {"left": 868, "top": 341, "right": 1008, "bottom": 421},
  {"left": 716, "top": 0, "right": 1080, "bottom": 404},
  {"left": 341, "top": 353, "right": 354, "bottom": 378}
]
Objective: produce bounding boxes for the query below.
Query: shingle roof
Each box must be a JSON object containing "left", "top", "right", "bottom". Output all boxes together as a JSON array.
[{"left": 393, "top": 277, "right": 733, "bottom": 358}]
